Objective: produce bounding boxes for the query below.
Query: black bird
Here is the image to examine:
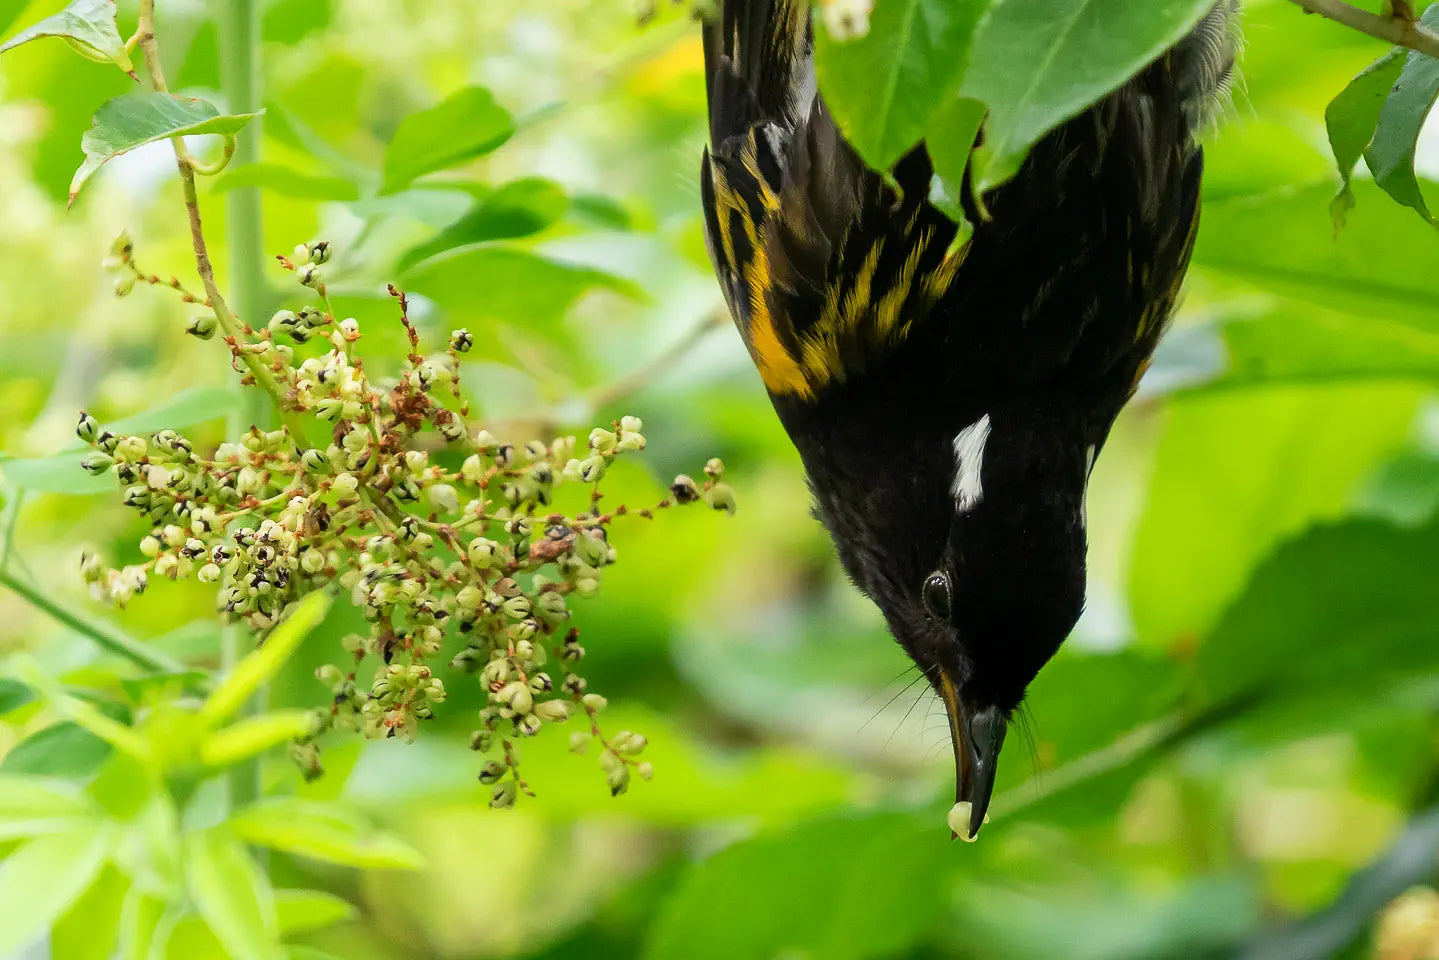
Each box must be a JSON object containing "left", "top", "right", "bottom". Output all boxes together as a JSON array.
[{"left": 700, "top": 1, "right": 1238, "bottom": 836}]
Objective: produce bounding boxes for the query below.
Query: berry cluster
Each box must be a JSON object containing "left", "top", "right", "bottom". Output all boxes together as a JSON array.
[{"left": 78, "top": 241, "right": 735, "bottom": 803}]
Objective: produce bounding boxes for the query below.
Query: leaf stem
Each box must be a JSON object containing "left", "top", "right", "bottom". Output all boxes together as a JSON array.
[
  {"left": 0, "top": 568, "right": 187, "bottom": 675},
  {"left": 1286, "top": 0, "right": 1439, "bottom": 59}
]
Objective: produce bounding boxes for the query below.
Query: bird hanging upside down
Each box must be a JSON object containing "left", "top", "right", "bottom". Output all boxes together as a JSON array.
[{"left": 699, "top": 1, "right": 1239, "bottom": 837}]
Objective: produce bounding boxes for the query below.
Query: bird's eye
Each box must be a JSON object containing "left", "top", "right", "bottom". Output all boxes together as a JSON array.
[{"left": 921, "top": 570, "right": 952, "bottom": 620}]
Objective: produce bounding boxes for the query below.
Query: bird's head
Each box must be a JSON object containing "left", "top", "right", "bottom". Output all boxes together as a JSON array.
[{"left": 796, "top": 403, "right": 1089, "bottom": 838}]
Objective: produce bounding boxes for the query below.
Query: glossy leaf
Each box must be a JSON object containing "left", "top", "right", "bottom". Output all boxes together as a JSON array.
[
  {"left": 396, "top": 177, "right": 569, "bottom": 271},
  {"left": 198, "top": 591, "right": 331, "bottom": 726},
  {"left": 0, "top": 823, "right": 111, "bottom": 958},
  {"left": 0, "top": 0, "right": 132, "bottom": 73},
  {"left": 1364, "top": 6, "right": 1439, "bottom": 223},
  {"left": 960, "top": 0, "right": 1216, "bottom": 191},
  {"left": 71, "top": 93, "right": 259, "bottom": 203},
  {"left": 228, "top": 798, "right": 425, "bottom": 870},
  {"left": 644, "top": 813, "right": 945, "bottom": 960},
  {"left": 381, "top": 86, "right": 513, "bottom": 192},
  {"left": 814, "top": 0, "right": 991, "bottom": 171},
  {"left": 1324, "top": 50, "right": 1402, "bottom": 227},
  {"left": 1198, "top": 518, "right": 1439, "bottom": 706},
  {"left": 184, "top": 827, "right": 280, "bottom": 960},
  {"left": 1128, "top": 384, "right": 1420, "bottom": 649},
  {"left": 1193, "top": 181, "right": 1439, "bottom": 329}
]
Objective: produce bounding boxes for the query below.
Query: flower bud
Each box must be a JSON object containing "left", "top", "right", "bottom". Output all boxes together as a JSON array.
[
  {"left": 499, "top": 681, "right": 533, "bottom": 715},
  {"left": 298, "top": 264, "right": 320, "bottom": 287},
  {"left": 606, "top": 763, "right": 631, "bottom": 797},
  {"left": 501, "top": 595, "right": 532, "bottom": 620},
  {"left": 473, "top": 429, "right": 497, "bottom": 452},
  {"left": 81, "top": 452, "right": 114, "bottom": 475},
  {"left": 619, "top": 415, "right": 643, "bottom": 434},
  {"left": 636, "top": 761, "right": 654, "bottom": 781},
  {"left": 449, "top": 328, "right": 473, "bottom": 352},
  {"left": 306, "top": 240, "right": 331, "bottom": 265},
  {"left": 704, "top": 482, "right": 736, "bottom": 515},
  {"left": 588, "top": 428, "right": 617, "bottom": 454},
  {"left": 704, "top": 457, "right": 725, "bottom": 479},
  {"left": 534, "top": 700, "right": 570, "bottom": 722},
  {"left": 478, "top": 760, "right": 506, "bottom": 784},
  {"left": 578, "top": 456, "right": 607, "bottom": 483},
  {"left": 669, "top": 474, "right": 700, "bottom": 504},
  {"left": 186, "top": 313, "right": 217, "bottom": 340},
  {"left": 581, "top": 693, "right": 608, "bottom": 713},
  {"left": 569, "top": 731, "right": 590, "bottom": 754},
  {"left": 515, "top": 712, "right": 543, "bottom": 736},
  {"left": 490, "top": 781, "right": 518, "bottom": 809},
  {"left": 528, "top": 672, "right": 553, "bottom": 694},
  {"left": 76, "top": 412, "right": 99, "bottom": 444},
  {"left": 300, "top": 448, "right": 330, "bottom": 473},
  {"left": 331, "top": 472, "right": 359, "bottom": 499},
  {"left": 114, "top": 274, "right": 136, "bottom": 297}
]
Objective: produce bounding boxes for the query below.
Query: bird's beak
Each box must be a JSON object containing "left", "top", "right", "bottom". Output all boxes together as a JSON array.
[{"left": 937, "top": 672, "right": 1007, "bottom": 840}]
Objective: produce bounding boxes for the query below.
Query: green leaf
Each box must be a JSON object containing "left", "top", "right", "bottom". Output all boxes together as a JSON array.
[
  {"left": 198, "top": 591, "right": 331, "bottom": 727},
  {"left": 644, "top": 813, "right": 945, "bottom": 960},
  {"left": 52, "top": 862, "right": 128, "bottom": 960},
  {"left": 1324, "top": 50, "right": 1403, "bottom": 228},
  {"left": 214, "top": 163, "right": 360, "bottom": 202},
  {"left": 199, "top": 710, "right": 314, "bottom": 768},
  {"left": 107, "top": 385, "right": 242, "bottom": 434},
  {"left": 1364, "top": 6, "right": 1439, "bottom": 224},
  {"left": 273, "top": 889, "right": 357, "bottom": 935},
  {"left": 396, "top": 177, "right": 569, "bottom": 271},
  {"left": 0, "top": 823, "right": 111, "bottom": 958},
  {"left": 381, "top": 86, "right": 514, "bottom": 193},
  {"left": 1128, "top": 384, "right": 1421, "bottom": 649},
  {"left": 924, "top": 95, "right": 987, "bottom": 222},
  {"left": 0, "top": 451, "right": 111, "bottom": 495},
  {"left": 1199, "top": 519, "right": 1439, "bottom": 707},
  {"left": 1, "top": 722, "right": 113, "bottom": 777},
  {"left": 814, "top": 0, "right": 992, "bottom": 171},
  {"left": 228, "top": 799, "right": 425, "bottom": 870},
  {"left": 1193, "top": 182, "right": 1439, "bottom": 330},
  {"left": 959, "top": 0, "right": 1216, "bottom": 192},
  {"left": 15, "top": 660, "right": 151, "bottom": 761},
  {"left": 0, "top": 0, "right": 133, "bottom": 73},
  {"left": 70, "top": 93, "right": 259, "bottom": 204},
  {"left": 0, "top": 774, "right": 98, "bottom": 840},
  {"left": 0, "top": 677, "right": 33, "bottom": 714},
  {"left": 184, "top": 827, "right": 280, "bottom": 960},
  {"left": 402, "top": 246, "right": 643, "bottom": 336}
]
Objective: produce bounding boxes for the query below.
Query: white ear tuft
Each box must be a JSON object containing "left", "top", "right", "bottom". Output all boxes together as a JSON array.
[{"left": 951, "top": 414, "right": 992, "bottom": 512}]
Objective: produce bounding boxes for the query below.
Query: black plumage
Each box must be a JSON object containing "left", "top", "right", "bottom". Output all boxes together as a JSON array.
[{"left": 700, "top": 0, "right": 1239, "bottom": 835}]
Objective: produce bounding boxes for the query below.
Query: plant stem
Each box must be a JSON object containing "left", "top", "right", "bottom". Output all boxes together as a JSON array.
[
  {"left": 1286, "top": 0, "right": 1439, "bottom": 58},
  {"left": 0, "top": 568, "right": 187, "bottom": 675},
  {"left": 219, "top": 0, "right": 268, "bottom": 817}
]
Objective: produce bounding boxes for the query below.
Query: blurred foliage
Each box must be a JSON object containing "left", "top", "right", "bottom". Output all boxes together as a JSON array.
[{"left": 0, "top": 0, "right": 1436, "bottom": 958}]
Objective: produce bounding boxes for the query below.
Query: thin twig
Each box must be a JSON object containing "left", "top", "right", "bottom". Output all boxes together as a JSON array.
[
  {"left": 0, "top": 568, "right": 188, "bottom": 675},
  {"left": 133, "top": 0, "right": 307, "bottom": 441},
  {"left": 1286, "top": 0, "right": 1439, "bottom": 59}
]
